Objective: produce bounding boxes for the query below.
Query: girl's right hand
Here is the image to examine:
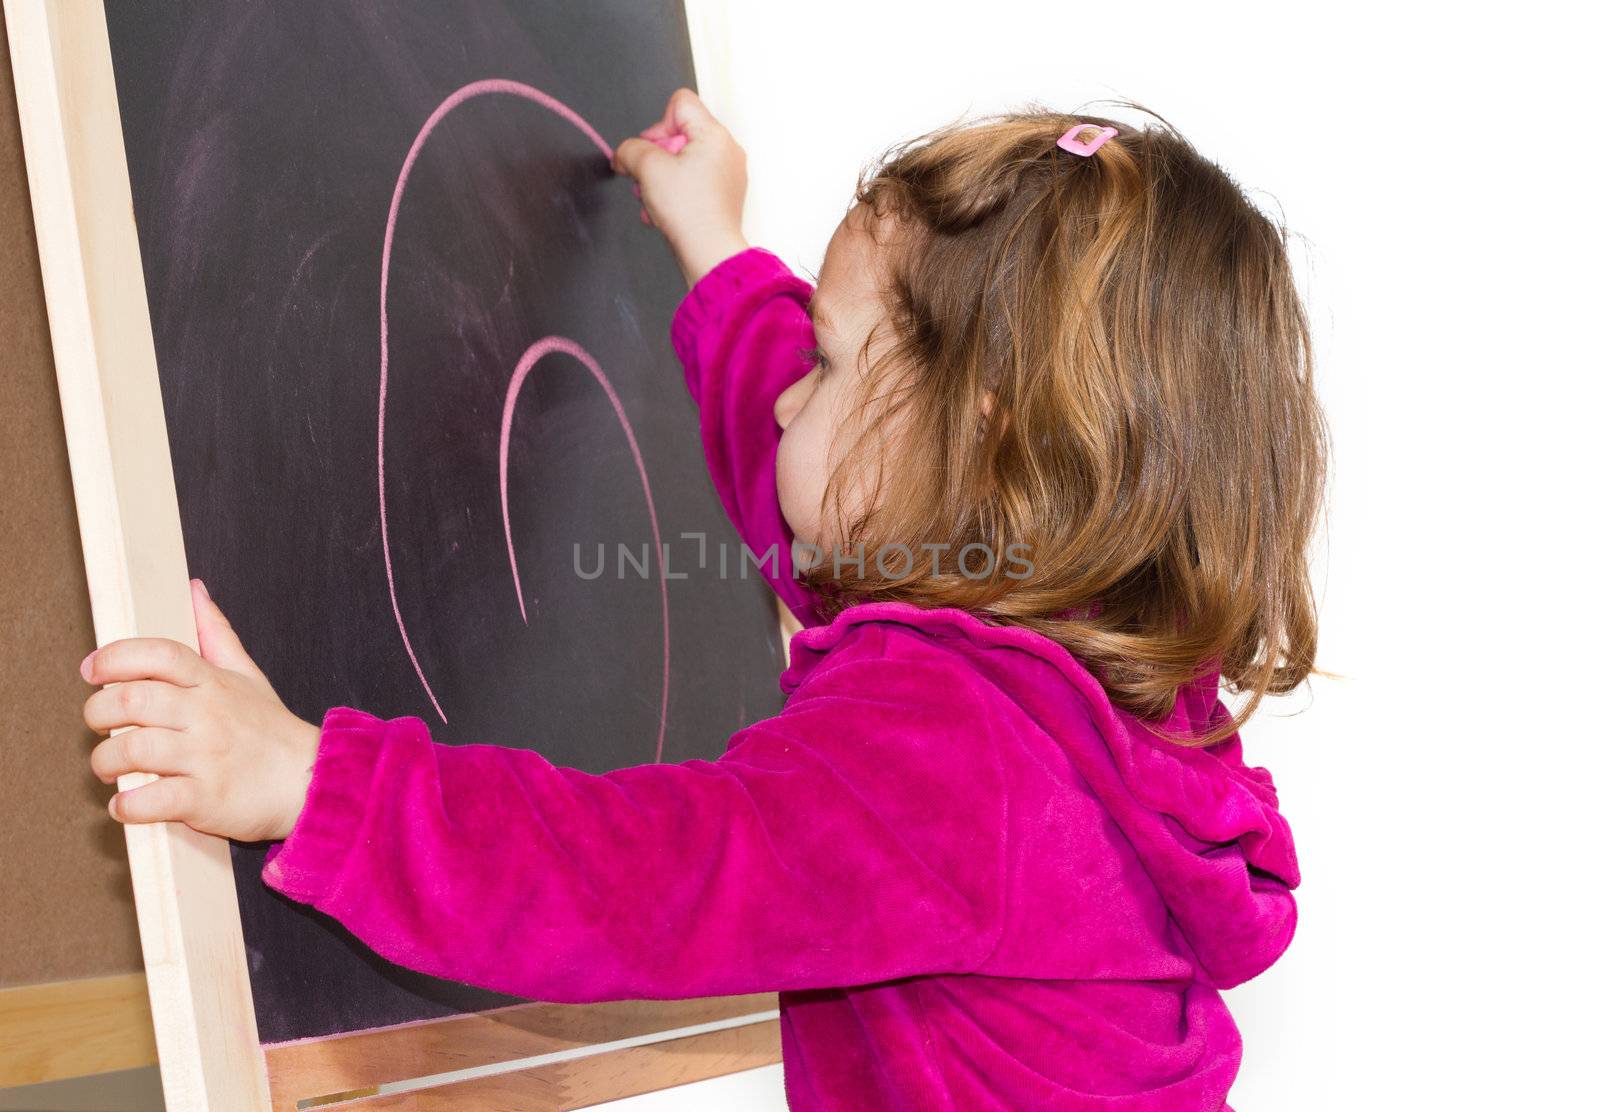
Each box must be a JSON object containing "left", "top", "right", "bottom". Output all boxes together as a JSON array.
[{"left": 612, "top": 88, "right": 751, "bottom": 285}]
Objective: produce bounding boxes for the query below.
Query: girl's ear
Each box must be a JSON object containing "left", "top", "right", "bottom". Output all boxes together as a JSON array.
[
  {"left": 975, "top": 389, "right": 994, "bottom": 444},
  {"left": 976, "top": 388, "right": 1011, "bottom": 445}
]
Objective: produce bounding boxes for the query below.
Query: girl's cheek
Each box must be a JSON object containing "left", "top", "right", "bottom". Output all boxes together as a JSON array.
[{"left": 774, "top": 424, "right": 823, "bottom": 547}]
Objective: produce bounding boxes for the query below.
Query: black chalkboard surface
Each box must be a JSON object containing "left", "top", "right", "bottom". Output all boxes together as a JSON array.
[{"left": 102, "top": 1, "right": 786, "bottom": 1044}]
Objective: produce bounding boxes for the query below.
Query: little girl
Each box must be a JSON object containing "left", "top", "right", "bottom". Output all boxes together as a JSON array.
[{"left": 82, "top": 89, "right": 1325, "bottom": 1110}]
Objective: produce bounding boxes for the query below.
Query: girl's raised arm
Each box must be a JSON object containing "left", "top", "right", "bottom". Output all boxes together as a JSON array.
[
  {"left": 670, "top": 246, "right": 825, "bottom": 628},
  {"left": 612, "top": 89, "right": 821, "bottom": 626}
]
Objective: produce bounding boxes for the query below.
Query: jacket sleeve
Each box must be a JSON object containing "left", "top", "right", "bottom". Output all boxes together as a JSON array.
[
  {"left": 261, "top": 648, "right": 1007, "bottom": 1003},
  {"left": 669, "top": 247, "right": 825, "bottom": 628}
]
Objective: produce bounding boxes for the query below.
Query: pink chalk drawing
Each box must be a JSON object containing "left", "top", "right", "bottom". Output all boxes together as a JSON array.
[
  {"left": 379, "top": 79, "right": 670, "bottom": 760},
  {"left": 497, "top": 335, "right": 669, "bottom": 749}
]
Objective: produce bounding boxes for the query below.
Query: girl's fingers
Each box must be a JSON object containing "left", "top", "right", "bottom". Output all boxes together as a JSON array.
[
  {"left": 83, "top": 679, "right": 192, "bottom": 735},
  {"left": 90, "top": 726, "right": 194, "bottom": 783},
  {"left": 665, "top": 87, "right": 715, "bottom": 139},
  {"left": 189, "top": 579, "right": 267, "bottom": 682},
  {"left": 611, "top": 135, "right": 665, "bottom": 179},
  {"left": 109, "top": 774, "right": 198, "bottom": 825},
  {"left": 645, "top": 90, "right": 688, "bottom": 138},
  {"left": 618, "top": 89, "right": 713, "bottom": 175},
  {"left": 83, "top": 637, "right": 205, "bottom": 688}
]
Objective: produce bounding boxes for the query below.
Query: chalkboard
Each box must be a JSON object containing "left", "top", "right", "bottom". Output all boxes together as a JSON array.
[{"left": 100, "top": 1, "right": 786, "bottom": 1045}]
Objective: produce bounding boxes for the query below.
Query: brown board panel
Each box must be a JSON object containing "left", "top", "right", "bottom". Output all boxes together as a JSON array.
[{"left": 0, "top": 3, "right": 144, "bottom": 994}]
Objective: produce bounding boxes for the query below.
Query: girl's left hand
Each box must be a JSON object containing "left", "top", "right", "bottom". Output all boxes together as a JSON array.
[{"left": 83, "top": 578, "right": 320, "bottom": 843}]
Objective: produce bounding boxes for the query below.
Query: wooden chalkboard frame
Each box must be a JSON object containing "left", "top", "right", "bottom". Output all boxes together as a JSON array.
[
  {"left": 4, "top": 0, "right": 273, "bottom": 1104},
  {"left": 5, "top": 0, "right": 784, "bottom": 1106}
]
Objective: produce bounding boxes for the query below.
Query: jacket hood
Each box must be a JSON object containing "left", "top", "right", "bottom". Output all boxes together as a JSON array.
[{"left": 782, "top": 601, "right": 1299, "bottom": 990}]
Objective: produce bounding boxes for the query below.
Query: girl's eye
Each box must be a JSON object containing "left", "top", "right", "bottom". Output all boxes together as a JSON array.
[{"left": 800, "top": 345, "right": 829, "bottom": 376}]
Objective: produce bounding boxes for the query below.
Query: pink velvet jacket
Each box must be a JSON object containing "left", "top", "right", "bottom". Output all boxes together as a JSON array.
[{"left": 262, "top": 247, "right": 1300, "bottom": 1110}]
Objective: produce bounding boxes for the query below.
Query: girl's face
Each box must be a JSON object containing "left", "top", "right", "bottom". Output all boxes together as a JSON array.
[{"left": 773, "top": 206, "right": 895, "bottom": 561}]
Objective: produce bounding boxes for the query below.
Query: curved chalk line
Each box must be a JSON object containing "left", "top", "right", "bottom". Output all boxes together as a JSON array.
[
  {"left": 499, "top": 336, "right": 670, "bottom": 760},
  {"left": 379, "top": 78, "right": 670, "bottom": 760}
]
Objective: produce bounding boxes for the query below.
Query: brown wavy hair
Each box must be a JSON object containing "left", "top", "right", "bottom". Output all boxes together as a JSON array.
[{"left": 798, "top": 105, "right": 1328, "bottom": 746}]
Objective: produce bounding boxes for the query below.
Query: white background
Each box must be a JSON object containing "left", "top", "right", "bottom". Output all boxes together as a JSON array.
[{"left": 606, "top": 1, "right": 1599, "bottom": 1108}]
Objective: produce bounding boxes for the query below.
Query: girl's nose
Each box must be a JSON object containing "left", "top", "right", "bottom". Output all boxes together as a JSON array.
[{"left": 773, "top": 369, "right": 815, "bottom": 430}]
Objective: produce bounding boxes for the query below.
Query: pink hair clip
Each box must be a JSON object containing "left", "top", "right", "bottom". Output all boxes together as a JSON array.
[{"left": 1057, "top": 124, "right": 1118, "bottom": 156}]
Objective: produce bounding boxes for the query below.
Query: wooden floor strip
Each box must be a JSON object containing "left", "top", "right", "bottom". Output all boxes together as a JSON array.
[
  {"left": 266, "top": 994, "right": 778, "bottom": 1112},
  {"left": 0, "top": 973, "right": 157, "bottom": 1086},
  {"left": 338, "top": 1018, "right": 783, "bottom": 1110}
]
